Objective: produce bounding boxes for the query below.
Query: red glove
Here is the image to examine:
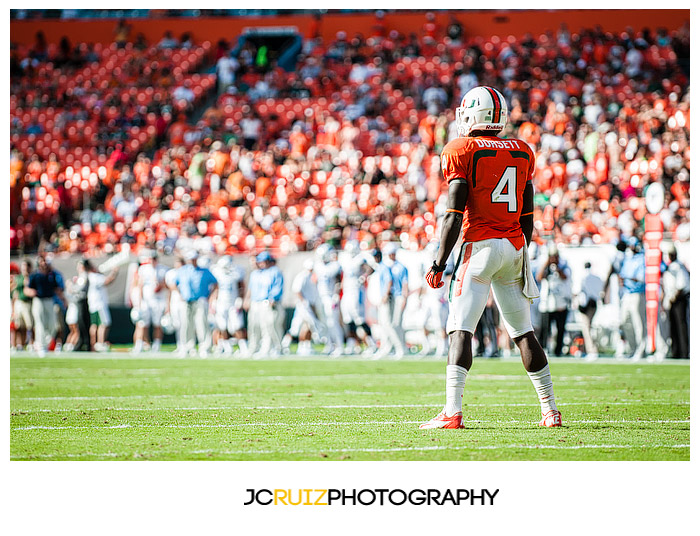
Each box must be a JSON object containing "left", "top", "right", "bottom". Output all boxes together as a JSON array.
[{"left": 425, "top": 261, "right": 446, "bottom": 289}]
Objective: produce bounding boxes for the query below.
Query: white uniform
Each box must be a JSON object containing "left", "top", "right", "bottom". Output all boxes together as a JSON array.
[
  {"left": 137, "top": 263, "right": 168, "bottom": 327},
  {"left": 87, "top": 272, "right": 111, "bottom": 326},
  {"left": 212, "top": 263, "right": 246, "bottom": 334},
  {"left": 315, "top": 260, "right": 344, "bottom": 350},
  {"left": 339, "top": 254, "right": 368, "bottom": 325},
  {"left": 165, "top": 267, "right": 184, "bottom": 349},
  {"left": 288, "top": 269, "right": 322, "bottom": 338}
]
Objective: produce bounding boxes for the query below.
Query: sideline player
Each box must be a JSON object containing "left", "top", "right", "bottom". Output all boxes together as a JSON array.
[
  {"left": 417, "top": 241, "right": 451, "bottom": 356},
  {"left": 164, "top": 257, "right": 185, "bottom": 355},
  {"left": 314, "top": 244, "right": 345, "bottom": 356},
  {"left": 282, "top": 258, "right": 323, "bottom": 355},
  {"left": 132, "top": 249, "right": 168, "bottom": 354},
  {"left": 422, "top": 86, "right": 562, "bottom": 429},
  {"left": 212, "top": 255, "right": 248, "bottom": 355},
  {"left": 383, "top": 243, "right": 409, "bottom": 352},
  {"left": 339, "top": 240, "right": 376, "bottom": 354}
]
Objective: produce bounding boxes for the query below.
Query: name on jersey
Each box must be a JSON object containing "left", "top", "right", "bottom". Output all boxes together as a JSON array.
[{"left": 474, "top": 138, "right": 519, "bottom": 149}]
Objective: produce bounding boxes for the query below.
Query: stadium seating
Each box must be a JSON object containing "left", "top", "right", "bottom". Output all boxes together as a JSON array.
[{"left": 10, "top": 22, "right": 691, "bottom": 257}]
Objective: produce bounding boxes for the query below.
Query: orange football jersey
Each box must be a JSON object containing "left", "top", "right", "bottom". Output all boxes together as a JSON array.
[{"left": 441, "top": 135, "right": 535, "bottom": 249}]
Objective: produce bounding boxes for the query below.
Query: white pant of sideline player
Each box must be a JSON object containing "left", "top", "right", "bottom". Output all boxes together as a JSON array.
[
  {"left": 248, "top": 300, "right": 282, "bottom": 356},
  {"left": 376, "top": 296, "right": 405, "bottom": 357},
  {"left": 319, "top": 295, "right": 344, "bottom": 352},
  {"left": 180, "top": 298, "right": 212, "bottom": 356},
  {"left": 32, "top": 297, "right": 56, "bottom": 353}
]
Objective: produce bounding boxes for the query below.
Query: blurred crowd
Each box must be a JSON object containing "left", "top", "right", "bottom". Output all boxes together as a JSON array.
[{"left": 10, "top": 14, "right": 690, "bottom": 262}]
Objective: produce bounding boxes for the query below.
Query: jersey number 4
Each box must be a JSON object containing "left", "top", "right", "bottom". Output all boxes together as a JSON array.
[{"left": 491, "top": 167, "right": 518, "bottom": 213}]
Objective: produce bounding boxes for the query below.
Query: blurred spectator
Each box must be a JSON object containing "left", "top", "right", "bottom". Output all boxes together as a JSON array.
[
  {"left": 536, "top": 243, "right": 572, "bottom": 356},
  {"left": 85, "top": 259, "right": 119, "bottom": 352},
  {"left": 11, "top": 259, "right": 34, "bottom": 350},
  {"left": 24, "top": 254, "right": 66, "bottom": 356},
  {"left": 618, "top": 238, "right": 646, "bottom": 360},
  {"left": 246, "top": 251, "right": 284, "bottom": 357},
  {"left": 368, "top": 248, "right": 404, "bottom": 358},
  {"left": 216, "top": 52, "right": 239, "bottom": 94},
  {"left": 446, "top": 15, "right": 464, "bottom": 44},
  {"left": 113, "top": 18, "right": 131, "bottom": 48},
  {"left": 575, "top": 261, "right": 604, "bottom": 359},
  {"left": 384, "top": 243, "right": 409, "bottom": 350},
  {"left": 662, "top": 247, "right": 689, "bottom": 358},
  {"left": 63, "top": 259, "right": 90, "bottom": 351},
  {"left": 179, "top": 32, "right": 194, "bottom": 49},
  {"left": 172, "top": 250, "right": 218, "bottom": 357},
  {"left": 158, "top": 31, "right": 179, "bottom": 49}
]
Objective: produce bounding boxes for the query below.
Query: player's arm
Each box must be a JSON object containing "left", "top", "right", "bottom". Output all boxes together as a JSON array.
[
  {"left": 519, "top": 180, "right": 535, "bottom": 246},
  {"left": 426, "top": 179, "right": 468, "bottom": 288},
  {"left": 104, "top": 267, "right": 119, "bottom": 286}
]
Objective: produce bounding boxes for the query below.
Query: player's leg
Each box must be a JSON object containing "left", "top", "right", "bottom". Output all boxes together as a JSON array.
[
  {"left": 133, "top": 304, "right": 150, "bottom": 353},
  {"left": 491, "top": 240, "right": 561, "bottom": 427},
  {"left": 383, "top": 297, "right": 405, "bottom": 357},
  {"left": 97, "top": 306, "right": 111, "bottom": 350},
  {"left": 214, "top": 302, "right": 228, "bottom": 354},
  {"left": 194, "top": 298, "right": 212, "bottom": 356},
  {"left": 150, "top": 301, "right": 164, "bottom": 353},
  {"left": 630, "top": 293, "right": 646, "bottom": 360},
  {"left": 420, "top": 241, "right": 499, "bottom": 429},
  {"left": 283, "top": 305, "right": 303, "bottom": 353},
  {"left": 32, "top": 298, "right": 46, "bottom": 353}
]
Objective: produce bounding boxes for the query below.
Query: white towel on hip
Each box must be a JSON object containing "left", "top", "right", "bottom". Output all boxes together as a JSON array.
[{"left": 521, "top": 243, "right": 540, "bottom": 303}]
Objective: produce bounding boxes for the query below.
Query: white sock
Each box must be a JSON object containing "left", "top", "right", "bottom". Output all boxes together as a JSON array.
[
  {"left": 152, "top": 339, "right": 162, "bottom": 352},
  {"left": 527, "top": 364, "right": 558, "bottom": 414},
  {"left": 444, "top": 365, "right": 468, "bottom": 416}
]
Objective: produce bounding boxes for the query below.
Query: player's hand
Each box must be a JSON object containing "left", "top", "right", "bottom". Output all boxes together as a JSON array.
[{"left": 425, "top": 261, "right": 446, "bottom": 289}]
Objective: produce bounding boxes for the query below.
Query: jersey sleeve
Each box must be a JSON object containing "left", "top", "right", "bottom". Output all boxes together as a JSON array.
[{"left": 440, "top": 143, "right": 468, "bottom": 183}]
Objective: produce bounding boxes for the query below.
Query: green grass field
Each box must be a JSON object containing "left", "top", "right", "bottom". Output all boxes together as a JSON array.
[{"left": 10, "top": 353, "right": 690, "bottom": 461}]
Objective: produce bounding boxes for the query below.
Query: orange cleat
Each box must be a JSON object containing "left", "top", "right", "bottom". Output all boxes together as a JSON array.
[
  {"left": 539, "top": 410, "right": 563, "bottom": 427},
  {"left": 419, "top": 411, "right": 465, "bottom": 430}
]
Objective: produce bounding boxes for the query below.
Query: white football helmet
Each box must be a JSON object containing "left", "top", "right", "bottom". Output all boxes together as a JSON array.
[
  {"left": 455, "top": 86, "right": 508, "bottom": 137},
  {"left": 160, "top": 313, "right": 175, "bottom": 334},
  {"left": 344, "top": 240, "right": 360, "bottom": 257},
  {"left": 216, "top": 255, "right": 233, "bottom": 270},
  {"left": 316, "top": 243, "right": 334, "bottom": 263}
]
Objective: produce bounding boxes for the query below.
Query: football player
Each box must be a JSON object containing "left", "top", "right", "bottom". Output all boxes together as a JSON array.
[
  {"left": 422, "top": 86, "right": 562, "bottom": 429},
  {"left": 164, "top": 257, "right": 185, "bottom": 356},
  {"left": 212, "top": 255, "right": 248, "bottom": 356},
  {"left": 314, "top": 244, "right": 345, "bottom": 356},
  {"left": 282, "top": 258, "right": 323, "bottom": 355},
  {"left": 383, "top": 243, "right": 409, "bottom": 353},
  {"left": 132, "top": 249, "right": 168, "bottom": 354},
  {"left": 339, "top": 240, "right": 376, "bottom": 355},
  {"left": 417, "top": 241, "right": 451, "bottom": 356}
]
